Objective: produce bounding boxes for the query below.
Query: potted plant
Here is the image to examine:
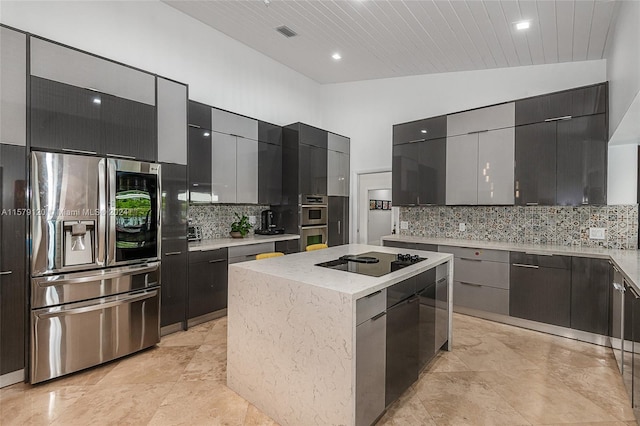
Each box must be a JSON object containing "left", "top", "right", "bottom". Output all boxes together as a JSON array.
[{"left": 230, "top": 213, "right": 252, "bottom": 238}]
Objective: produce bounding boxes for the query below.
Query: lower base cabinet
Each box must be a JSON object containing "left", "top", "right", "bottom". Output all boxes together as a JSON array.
[
  {"left": 418, "top": 283, "right": 436, "bottom": 369},
  {"left": 509, "top": 253, "right": 571, "bottom": 328},
  {"left": 356, "top": 306, "right": 386, "bottom": 426},
  {"left": 385, "top": 294, "right": 419, "bottom": 406},
  {"left": 188, "top": 249, "right": 228, "bottom": 319},
  {"left": 275, "top": 239, "right": 300, "bottom": 255},
  {"left": 160, "top": 239, "right": 188, "bottom": 328},
  {"left": 571, "top": 257, "right": 610, "bottom": 334}
]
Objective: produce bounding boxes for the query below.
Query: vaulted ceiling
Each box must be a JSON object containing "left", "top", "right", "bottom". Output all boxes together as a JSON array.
[{"left": 164, "top": 0, "right": 619, "bottom": 84}]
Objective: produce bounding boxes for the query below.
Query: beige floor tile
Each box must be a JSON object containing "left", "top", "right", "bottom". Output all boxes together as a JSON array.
[
  {"left": 427, "top": 350, "right": 471, "bottom": 373},
  {"left": 0, "top": 383, "right": 87, "bottom": 425},
  {"left": 243, "top": 403, "right": 279, "bottom": 426},
  {"left": 414, "top": 371, "right": 531, "bottom": 425},
  {"left": 148, "top": 380, "right": 249, "bottom": 426},
  {"left": 547, "top": 366, "right": 636, "bottom": 422},
  {"left": 158, "top": 322, "right": 213, "bottom": 347},
  {"left": 204, "top": 316, "right": 228, "bottom": 344},
  {"left": 180, "top": 343, "right": 228, "bottom": 382},
  {"left": 478, "top": 368, "right": 620, "bottom": 424},
  {"left": 97, "top": 345, "right": 197, "bottom": 385},
  {"left": 378, "top": 386, "right": 436, "bottom": 426},
  {"left": 452, "top": 335, "right": 539, "bottom": 372},
  {"left": 50, "top": 383, "right": 173, "bottom": 426}
]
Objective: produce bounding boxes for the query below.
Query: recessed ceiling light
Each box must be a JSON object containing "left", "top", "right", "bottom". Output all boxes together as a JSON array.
[
  {"left": 515, "top": 20, "right": 530, "bottom": 30},
  {"left": 332, "top": 53, "right": 342, "bottom": 60},
  {"left": 420, "top": 129, "right": 428, "bottom": 134}
]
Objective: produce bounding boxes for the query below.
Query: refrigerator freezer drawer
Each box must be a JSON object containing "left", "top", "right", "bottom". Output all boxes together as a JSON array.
[
  {"left": 31, "top": 288, "right": 160, "bottom": 383},
  {"left": 31, "top": 262, "right": 160, "bottom": 309}
]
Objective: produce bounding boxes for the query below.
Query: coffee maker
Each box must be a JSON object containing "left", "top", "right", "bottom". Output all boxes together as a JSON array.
[{"left": 255, "top": 209, "right": 284, "bottom": 235}]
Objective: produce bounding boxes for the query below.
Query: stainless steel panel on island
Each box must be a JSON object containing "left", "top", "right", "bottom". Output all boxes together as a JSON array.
[{"left": 226, "top": 244, "right": 452, "bottom": 426}]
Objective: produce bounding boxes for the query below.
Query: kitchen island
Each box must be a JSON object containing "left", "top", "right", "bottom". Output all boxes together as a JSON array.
[{"left": 226, "top": 244, "right": 453, "bottom": 426}]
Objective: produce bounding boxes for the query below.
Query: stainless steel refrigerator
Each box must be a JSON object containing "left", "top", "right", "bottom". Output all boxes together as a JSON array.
[{"left": 30, "top": 151, "right": 161, "bottom": 383}]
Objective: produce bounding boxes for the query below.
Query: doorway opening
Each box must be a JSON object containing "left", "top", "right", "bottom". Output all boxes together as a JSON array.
[{"left": 356, "top": 171, "right": 396, "bottom": 245}]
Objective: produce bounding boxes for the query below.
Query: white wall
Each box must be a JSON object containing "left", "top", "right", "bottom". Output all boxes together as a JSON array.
[
  {"left": 321, "top": 60, "right": 607, "bottom": 174},
  {"left": 608, "top": 144, "right": 637, "bottom": 205},
  {"left": 0, "top": 0, "right": 322, "bottom": 127},
  {"left": 605, "top": 0, "right": 640, "bottom": 139}
]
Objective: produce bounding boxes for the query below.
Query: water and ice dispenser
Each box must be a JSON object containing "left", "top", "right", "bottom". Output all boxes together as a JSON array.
[{"left": 63, "top": 220, "right": 95, "bottom": 267}]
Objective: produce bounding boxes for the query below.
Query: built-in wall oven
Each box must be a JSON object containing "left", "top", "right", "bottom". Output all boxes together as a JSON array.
[
  {"left": 30, "top": 151, "right": 161, "bottom": 383},
  {"left": 299, "top": 194, "right": 328, "bottom": 250}
]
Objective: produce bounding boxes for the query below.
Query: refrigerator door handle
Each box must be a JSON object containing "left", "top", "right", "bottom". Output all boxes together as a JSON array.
[
  {"left": 107, "top": 159, "right": 117, "bottom": 266},
  {"left": 97, "top": 158, "right": 107, "bottom": 266}
]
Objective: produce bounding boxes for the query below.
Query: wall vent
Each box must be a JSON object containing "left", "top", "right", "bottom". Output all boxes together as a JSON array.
[{"left": 276, "top": 26, "right": 297, "bottom": 38}]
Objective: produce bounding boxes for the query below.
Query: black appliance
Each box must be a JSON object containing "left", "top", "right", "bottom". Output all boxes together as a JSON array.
[
  {"left": 255, "top": 209, "right": 284, "bottom": 235},
  {"left": 315, "top": 251, "right": 426, "bottom": 277}
]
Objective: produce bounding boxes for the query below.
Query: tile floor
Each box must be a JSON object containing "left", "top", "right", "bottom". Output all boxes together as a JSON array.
[{"left": 1, "top": 313, "right": 637, "bottom": 426}]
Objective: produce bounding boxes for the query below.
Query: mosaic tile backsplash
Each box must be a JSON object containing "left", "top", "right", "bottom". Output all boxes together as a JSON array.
[
  {"left": 189, "top": 204, "right": 269, "bottom": 239},
  {"left": 399, "top": 205, "right": 639, "bottom": 250}
]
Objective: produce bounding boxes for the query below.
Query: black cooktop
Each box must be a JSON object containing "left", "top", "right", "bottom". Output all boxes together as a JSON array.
[{"left": 315, "top": 251, "right": 426, "bottom": 277}]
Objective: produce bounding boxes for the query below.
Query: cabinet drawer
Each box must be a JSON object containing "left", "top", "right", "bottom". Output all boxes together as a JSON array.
[
  {"left": 510, "top": 251, "right": 571, "bottom": 269},
  {"left": 356, "top": 289, "right": 387, "bottom": 326},
  {"left": 439, "top": 246, "right": 509, "bottom": 263},
  {"left": 387, "top": 277, "right": 417, "bottom": 308},
  {"left": 454, "top": 282, "right": 509, "bottom": 315},
  {"left": 228, "top": 242, "right": 275, "bottom": 259},
  {"left": 455, "top": 258, "right": 509, "bottom": 290},
  {"left": 189, "top": 248, "right": 228, "bottom": 264}
]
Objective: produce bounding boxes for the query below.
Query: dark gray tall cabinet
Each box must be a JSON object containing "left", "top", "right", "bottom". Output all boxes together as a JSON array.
[
  {"left": 188, "top": 101, "right": 212, "bottom": 203},
  {"left": 328, "top": 196, "right": 349, "bottom": 247},
  {"left": 328, "top": 132, "right": 350, "bottom": 246},
  {"left": 258, "top": 121, "right": 283, "bottom": 205},
  {"left": 0, "top": 26, "right": 27, "bottom": 386}
]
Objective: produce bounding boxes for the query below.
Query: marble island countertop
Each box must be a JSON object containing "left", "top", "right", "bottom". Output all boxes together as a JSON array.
[
  {"left": 229, "top": 243, "right": 452, "bottom": 300},
  {"left": 188, "top": 233, "right": 299, "bottom": 252},
  {"left": 382, "top": 235, "right": 640, "bottom": 291}
]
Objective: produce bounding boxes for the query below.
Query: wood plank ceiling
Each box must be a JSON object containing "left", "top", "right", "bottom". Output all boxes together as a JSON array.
[{"left": 163, "top": 0, "right": 619, "bottom": 84}]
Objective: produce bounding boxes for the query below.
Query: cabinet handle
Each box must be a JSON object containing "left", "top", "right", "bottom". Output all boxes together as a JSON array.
[
  {"left": 628, "top": 285, "right": 640, "bottom": 299},
  {"left": 525, "top": 202, "right": 539, "bottom": 206},
  {"left": 164, "top": 251, "right": 182, "bottom": 256},
  {"left": 407, "top": 138, "right": 427, "bottom": 143},
  {"left": 467, "top": 129, "right": 489, "bottom": 134},
  {"left": 62, "top": 148, "right": 97, "bottom": 155},
  {"left": 0, "top": 271, "right": 12, "bottom": 275},
  {"left": 524, "top": 252, "right": 553, "bottom": 256},
  {"left": 460, "top": 257, "right": 482, "bottom": 262},
  {"left": 371, "top": 312, "right": 386, "bottom": 321},
  {"left": 544, "top": 115, "right": 572, "bottom": 122},
  {"left": 407, "top": 296, "right": 418, "bottom": 303},
  {"left": 107, "top": 153, "right": 136, "bottom": 160},
  {"left": 366, "top": 290, "right": 382, "bottom": 298},
  {"left": 512, "top": 263, "right": 539, "bottom": 269},
  {"left": 338, "top": 220, "right": 341, "bottom": 235},
  {"left": 188, "top": 124, "right": 201, "bottom": 128},
  {"left": 437, "top": 277, "right": 447, "bottom": 284},
  {"left": 460, "top": 281, "right": 482, "bottom": 287},
  {"left": 208, "top": 259, "right": 226, "bottom": 264}
]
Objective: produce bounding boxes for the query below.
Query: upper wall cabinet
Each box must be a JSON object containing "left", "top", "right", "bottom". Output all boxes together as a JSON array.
[
  {"left": 30, "top": 38, "right": 157, "bottom": 161},
  {"left": 447, "top": 103, "right": 515, "bottom": 137},
  {"left": 515, "top": 84, "right": 607, "bottom": 126},
  {"left": 30, "top": 38, "right": 155, "bottom": 106},
  {"left": 284, "top": 123, "right": 329, "bottom": 196},
  {"left": 327, "top": 132, "right": 350, "bottom": 197},
  {"left": 258, "top": 121, "right": 282, "bottom": 205},
  {"left": 0, "top": 27, "right": 26, "bottom": 147},
  {"left": 393, "top": 116, "right": 446, "bottom": 145},
  {"left": 157, "top": 78, "right": 187, "bottom": 165},
  {"left": 212, "top": 108, "right": 258, "bottom": 141},
  {"left": 188, "top": 126, "right": 212, "bottom": 203},
  {"left": 514, "top": 122, "right": 557, "bottom": 206},
  {"left": 446, "top": 103, "right": 515, "bottom": 205},
  {"left": 188, "top": 101, "right": 212, "bottom": 130}
]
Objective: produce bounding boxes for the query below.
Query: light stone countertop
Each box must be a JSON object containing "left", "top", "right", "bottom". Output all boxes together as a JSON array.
[
  {"left": 382, "top": 235, "right": 640, "bottom": 291},
  {"left": 228, "top": 243, "right": 452, "bottom": 300},
  {"left": 188, "top": 233, "right": 299, "bottom": 252}
]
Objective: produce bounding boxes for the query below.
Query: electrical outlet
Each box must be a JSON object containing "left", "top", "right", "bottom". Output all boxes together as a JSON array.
[
  {"left": 589, "top": 227, "right": 606, "bottom": 240},
  {"left": 400, "top": 221, "right": 409, "bottom": 230},
  {"left": 459, "top": 223, "right": 466, "bottom": 232},
  {"left": 248, "top": 215, "right": 257, "bottom": 225}
]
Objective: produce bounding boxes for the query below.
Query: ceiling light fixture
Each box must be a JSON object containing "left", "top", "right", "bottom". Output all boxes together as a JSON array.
[
  {"left": 332, "top": 53, "right": 342, "bottom": 60},
  {"left": 515, "top": 20, "right": 530, "bottom": 30}
]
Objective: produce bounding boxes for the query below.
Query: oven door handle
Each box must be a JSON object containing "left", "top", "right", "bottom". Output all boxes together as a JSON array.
[{"left": 34, "top": 289, "right": 158, "bottom": 319}]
